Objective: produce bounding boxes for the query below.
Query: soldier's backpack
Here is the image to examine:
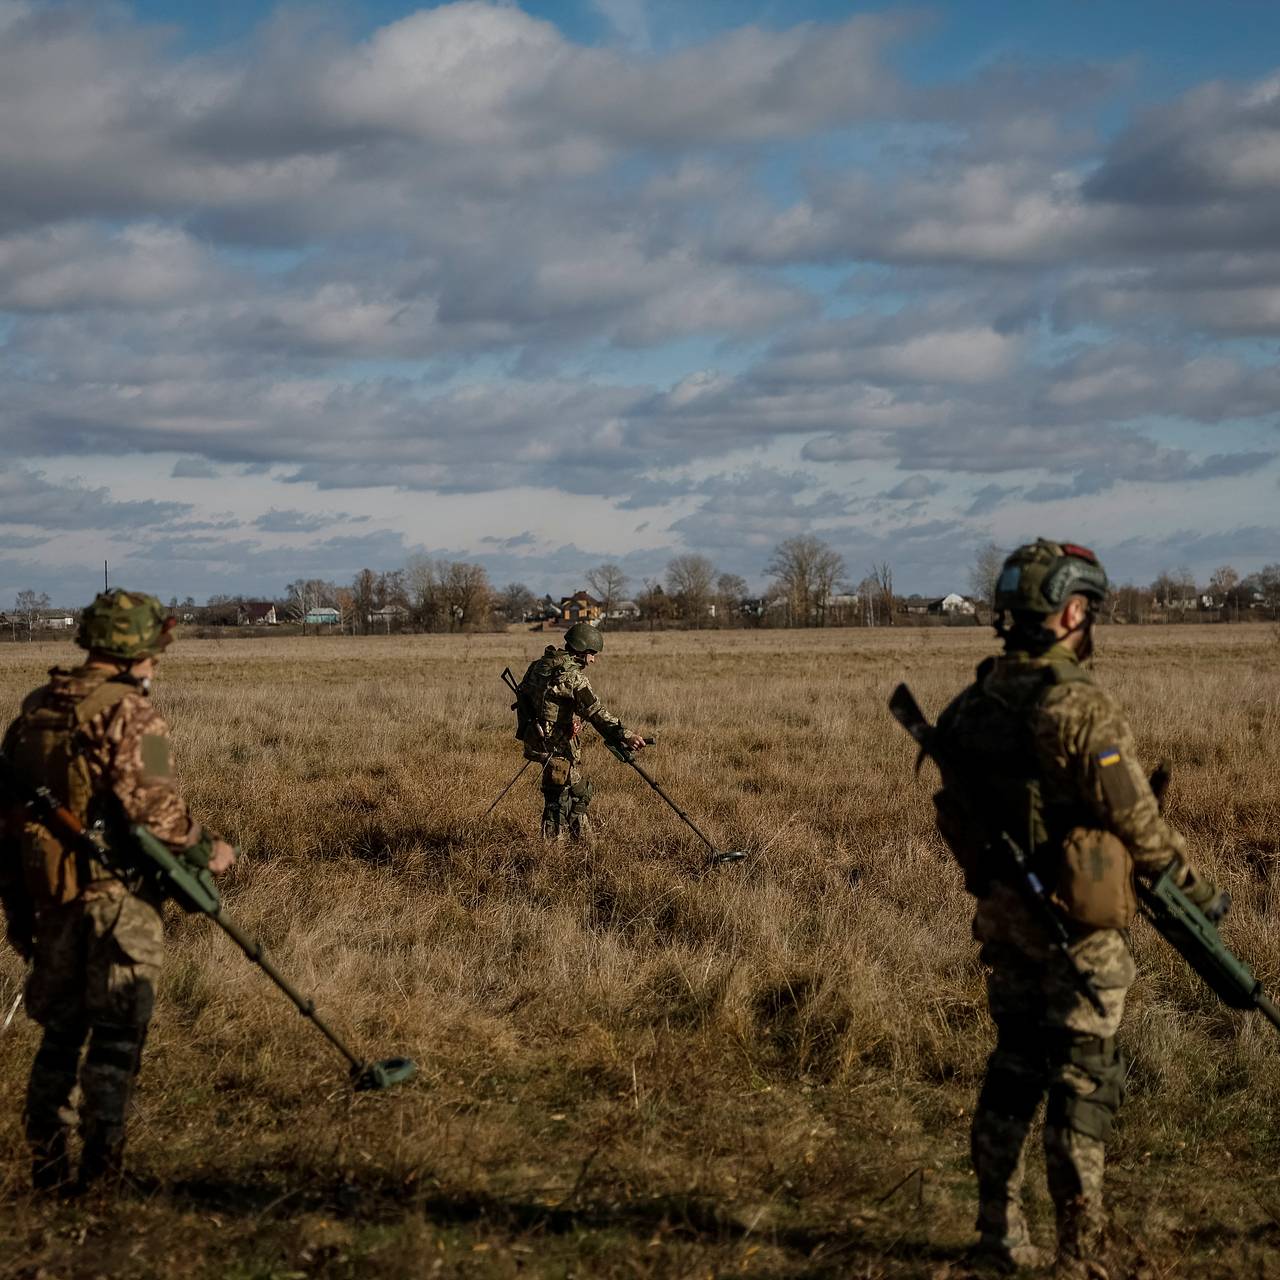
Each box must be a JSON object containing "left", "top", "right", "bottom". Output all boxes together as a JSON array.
[{"left": 2, "top": 674, "right": 135, "bottom": 905}]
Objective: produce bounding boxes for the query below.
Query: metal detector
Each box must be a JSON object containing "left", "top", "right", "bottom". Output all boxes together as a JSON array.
[
  {"left": 0, "top": 755, "right": 415, "bottom": 1092},
  {"left": 606, "top": 737, "right": 747, "bottom": 865}
]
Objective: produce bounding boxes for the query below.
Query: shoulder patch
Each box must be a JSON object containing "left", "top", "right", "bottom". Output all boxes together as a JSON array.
[
  {"left": 1096, "top": 746, "right": 1138, "bottom": 810},
  {"left": 141, "top": 733, "right": 173, "bottom": 780}
]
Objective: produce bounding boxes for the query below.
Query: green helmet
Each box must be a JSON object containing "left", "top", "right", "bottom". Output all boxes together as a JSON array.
[
  {"left": 564, "top": 622, "right": 604, "bottom": 655},
  {"left": 76, "top": 588, "right": 175, "bottom": 660},
  {"left": 994, "top": 539, "right": 1109, "bottom": 615}
]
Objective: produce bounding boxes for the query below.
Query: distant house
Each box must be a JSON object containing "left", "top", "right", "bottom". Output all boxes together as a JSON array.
[
  {"left": 607, "top": 600, "right": 640, "bottom": 620},
  {"left": 560, "top": 591, "right": 603, "bottom": 623},
  {"left": 36, "top": 611, "right": 76, "bottom": 630},
  {"left": 304, "top": 607, "right": 340, "bottom": 626},
  {"left": 927, "top": 593, "right": 976, "bottom": 616},
  {"left": 238, "top": 602, "right": 278, "bottom": 626},
  {"left": 371, "top": 605, "right": 409, "bottom": 630}
]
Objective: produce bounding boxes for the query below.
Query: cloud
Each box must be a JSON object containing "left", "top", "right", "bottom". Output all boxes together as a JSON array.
[
  {"left": 252, "top": 508, "right": 370, "bottom": 533},
  {"left": 171, "top": 457, "right": 220, "bottom": 479},
  {"left": 0, "top": 465, "right": 189, "bottom": 531},
  {"left": 882, "top": 475, "right": 944, "bottom": 500}
]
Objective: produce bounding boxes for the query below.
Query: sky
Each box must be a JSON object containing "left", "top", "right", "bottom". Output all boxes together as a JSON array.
[{"left": 4, "top": 0, "right": 1280, "bottom": 606}]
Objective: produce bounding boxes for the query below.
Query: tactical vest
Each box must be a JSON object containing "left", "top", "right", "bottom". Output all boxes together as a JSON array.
[
  {"left": 935, "top": 653, "right": 1093, "bottom": 885},
  {"left": 4, "top": 672, "right": 135, "bottom": 905}
]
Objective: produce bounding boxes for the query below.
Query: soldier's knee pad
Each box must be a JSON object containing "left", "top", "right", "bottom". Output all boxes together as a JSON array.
[
  {"left": 84, "top": 1023, "right": 146, "bottom": 1079},
  {"left": 1045, "top": 1035, "right": 1124, "bottom": 1142},
  {"left": 568, "top": 778, "right": 592, "bottom": 811}
]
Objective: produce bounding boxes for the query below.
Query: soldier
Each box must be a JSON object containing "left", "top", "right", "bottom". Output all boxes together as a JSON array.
[
  {"left": 0, "top": 589, "right": 236, "bottom": 1192},
  {"left": 517, "top": 622, "right": 646, "bottom": 839},
  {"left": 929, "top": 541, "right": 1226, "bottom": 1278}
]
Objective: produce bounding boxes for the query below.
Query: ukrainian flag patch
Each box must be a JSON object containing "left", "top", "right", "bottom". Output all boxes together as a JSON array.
[{"left": 1097, "top": 748, "right": 1121, "bottom": 767}]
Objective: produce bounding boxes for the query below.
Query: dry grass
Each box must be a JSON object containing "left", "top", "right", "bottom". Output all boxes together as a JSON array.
[{"left": 1, "top": 625, "right": 1279, "bottom": 1278}]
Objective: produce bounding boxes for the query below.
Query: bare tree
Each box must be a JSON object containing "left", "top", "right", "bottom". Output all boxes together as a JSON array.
[
  {"left": 714, "top": 572, "right": 748, "bottom": 626},
  {"left": 636, "top": 579, "right": 672, "bottom": 630},
  {"left": 13, "top": 589, "right": 50, "bottom": 640},
  {"left": 969, "top": 543, "right": 1005, "bottom": 609},
  {"left": 767, "top": 535, "right": 846, "bottom": 626},
  {"left": 666, "top": 554, "right": 716, "bottom": 627},
  {"left": 1209, "top": 566, "right": 1239, "bottom": 598},
  {"left": 444, "top": 561, "right": 493, "bottom": 629},
  {"left": 284, "top": 579, "right": 336, "bottom": 632},
  {"left": 584, "top": 563, "right": 629, "bottom": 616},
  {"left": 351, "top": 568, "right": 379, "bottom": 634},
  {"left": 870, "top": 562, "right": 895, "bottom": 626},
  {"left": 497, "top": 582, "right": 537, "bottom": 622}
]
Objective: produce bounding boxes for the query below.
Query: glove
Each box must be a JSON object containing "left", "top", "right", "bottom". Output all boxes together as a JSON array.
[{"left": 1184, "top": 873, "right": 1231, "bottom": 923}]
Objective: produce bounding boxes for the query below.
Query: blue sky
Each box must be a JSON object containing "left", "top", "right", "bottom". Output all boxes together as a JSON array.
[{"left": 3, "top": 0, "right": 1280, "bottom": 605}]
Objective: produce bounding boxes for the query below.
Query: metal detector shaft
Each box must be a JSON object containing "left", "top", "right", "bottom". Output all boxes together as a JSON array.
[
  {"left": 485, "top": 759, "right": 534, "bottom": 816},
  {"left": 208, "top": 909, "right": 364, "bottom": 1072},
  {"left": 623, "top": 757, "right": 719, "bottom": 856}
]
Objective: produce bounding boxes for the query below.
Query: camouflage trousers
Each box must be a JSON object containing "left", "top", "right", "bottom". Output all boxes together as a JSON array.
[
  {"left": 971, "top": 886, "right": 1135, "bottom": 1264},
  {"left": 24, "top": 887, "right": 164, "bottom": 1178},
  {"left": 539, "top": 752, "right": 593, "bottom": 840}
]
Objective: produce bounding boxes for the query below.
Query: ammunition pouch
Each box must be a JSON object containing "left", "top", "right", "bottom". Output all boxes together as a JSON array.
[
  {"left": 543, "top": 757, "right": 572, "bottom": 790},
  {"left": 1051, "top": 828, "right": 1136, "bottom": 930}
]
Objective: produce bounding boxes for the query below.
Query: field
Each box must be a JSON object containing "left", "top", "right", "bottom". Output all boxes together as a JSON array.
[{"left": 2, "top": 625, "right": 1280, "bottom": 1279}]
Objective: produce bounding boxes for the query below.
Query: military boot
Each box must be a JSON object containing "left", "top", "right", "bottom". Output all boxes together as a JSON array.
[
  {"left": 967, "top": 1235, "right": 1049, "bottom": 1273},
  {"left": 77, "top": 1137, "right": 126, "bottom": 1196},
  {"left": 29, "top": 1130, "right": 73, "bottom": 1195},
  {"left": 1053, "top": 1196, "right": 1108, "bottom": 1280}
]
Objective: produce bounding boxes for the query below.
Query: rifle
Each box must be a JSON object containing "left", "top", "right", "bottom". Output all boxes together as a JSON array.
[
  {"left": 604, "top": 735, "right": 747, "bottom": 866},
  {"left": 888, "top": 683, "right": 1107, "bottom": 1017},
  {"left": 1141, "top": 766, "right": 1280, "bottom": 1033},
  {"left": 0, "top": 755, "right": 416, "bottom": 1090}
]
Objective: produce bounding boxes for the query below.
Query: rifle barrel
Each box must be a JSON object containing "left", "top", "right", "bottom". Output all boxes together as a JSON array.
[{"left": 1256, "top": 992, "right": 1280, "bottom": 1034}]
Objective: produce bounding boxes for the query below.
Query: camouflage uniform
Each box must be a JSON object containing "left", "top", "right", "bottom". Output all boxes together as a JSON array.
[
  {"left": 1, "top": 644, "right": 221, "bottom": 1188},
  {"left": 518, "top": 645, "right": 628, "bottom": 839},
  {"left": 935, "top": 640, "right": 1201, "bottom": 1270}
]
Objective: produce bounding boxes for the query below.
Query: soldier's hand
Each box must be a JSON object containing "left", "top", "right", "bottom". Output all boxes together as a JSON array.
[
  {"left": 624, "top": 733, "right": 647, "bottom": 753},
  {"left": 208, "top": 840, "right": 237, "bottom": 875},
  {"left": 1202, "top": 889, "right": 1231, "bottom": 924}
]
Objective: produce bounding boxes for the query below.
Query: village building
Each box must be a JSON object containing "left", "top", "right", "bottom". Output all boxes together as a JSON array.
[
  {"left": 560, "top": 591, "right": 603, "bottom": 624},
  {"left": 304, "top": 606, "right": 341, "bottom": 626},
  {"left": 238, "top": 601, "right": 278, "bottom": 626}
]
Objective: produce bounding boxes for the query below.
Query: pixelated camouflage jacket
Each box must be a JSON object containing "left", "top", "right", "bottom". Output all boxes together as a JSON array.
[
  {"left": 934, "top": 642, "right": 1187, "bottom": 883},
  {"left": 519, "top": 646, "right": 626, "bottom": 759},
  {"left": 1, "top": 666, "right": 217, "bottom": 902}
]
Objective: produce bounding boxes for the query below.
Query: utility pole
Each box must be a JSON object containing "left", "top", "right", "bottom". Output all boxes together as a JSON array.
[{"left": 104, "top": 560, "right": 109, "bottom": 592}]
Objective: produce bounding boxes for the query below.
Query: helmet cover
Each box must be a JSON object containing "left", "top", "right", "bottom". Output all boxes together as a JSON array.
[
  {"left": 994, "top": 539, "right": 1109, "bottom": 616},
  {"left": 76, "top": 589, "right": 175, "bottom": 660}
]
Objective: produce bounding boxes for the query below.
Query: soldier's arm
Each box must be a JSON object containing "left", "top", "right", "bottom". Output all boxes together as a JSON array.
[
  {"left": 562, "top": 668, "right": 627, "bottom": 740},
  {"left": 89, "top": 695, "right": 223, "bottom": 865},
  {"left": 1049, "top": 684, "right": 1212, "bottom": 893}
]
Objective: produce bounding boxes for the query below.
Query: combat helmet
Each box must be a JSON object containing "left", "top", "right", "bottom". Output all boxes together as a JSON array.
[
  {"left": 994, "top": 539, "right": 1109, "bottom": 617},
  {"left": 76, "top": 589, "right": 176, "bottom": 661},
  {"left": 564, "top": 622, "right": 604, "bottom": 655}
]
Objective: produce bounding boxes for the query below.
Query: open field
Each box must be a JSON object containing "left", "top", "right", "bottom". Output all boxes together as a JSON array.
[{"left": 2, "top": 625, "right": 1280, "bottom": 1278}]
